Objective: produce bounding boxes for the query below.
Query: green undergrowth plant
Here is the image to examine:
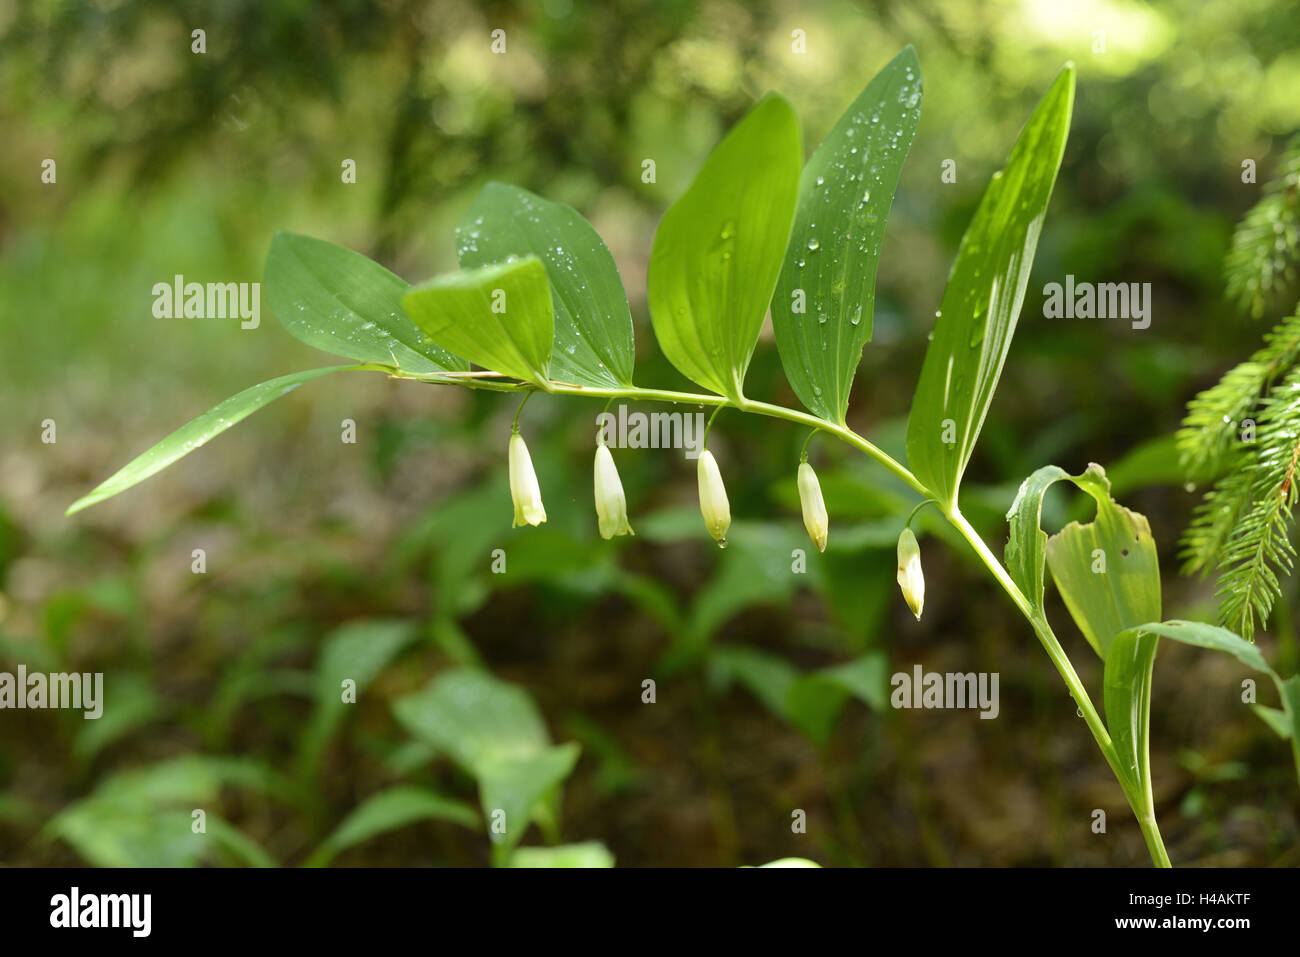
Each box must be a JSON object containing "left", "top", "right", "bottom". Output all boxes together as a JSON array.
[{"left": 69, "top": 47, "right": 1294, "bottom": 866}]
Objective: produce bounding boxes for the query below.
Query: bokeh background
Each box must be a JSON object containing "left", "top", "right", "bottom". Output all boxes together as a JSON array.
[{"left": 2, "top": 0, "right": 1299, "bottom": 866}]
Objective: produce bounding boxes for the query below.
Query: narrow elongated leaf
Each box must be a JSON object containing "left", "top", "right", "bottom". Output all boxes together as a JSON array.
[
  {"left": 1046, "top": 478, "right": 1161, "bottom": 660},
  {"left": 67, "top": 365, "right": 368, "bottom": 515},
  {"left": 648, "top": 94, "right": 802, "bottom": 399},
  {"left": 402, "top": 257, "right": 554, "bottom": 388},
  {"left": 1103, "top": 627, "right": 1159, "bottom": 793},
  {"left": 1125, "top": 620, "right": 1273, "bottom": 674},
  {"left": 266, "top": 231, "right": 466, "bottom": 373},
  {"left": 302, "top": 620, "right": 415, "bottom": 769},
  {"left": 1128, "top": 620, "right": 1300, "bottom": 788},
  {"left": 906, "top": 66, "right": 1075, "bottom": 508},
  {"left": 772, "top": 46, "right": 922, "bottom": 424},
  {"left": 308, "top": 787, "right": 479, "bottom": 866},
  {"left": 457, "top": 183, "right": 635, "bottom": 387}
]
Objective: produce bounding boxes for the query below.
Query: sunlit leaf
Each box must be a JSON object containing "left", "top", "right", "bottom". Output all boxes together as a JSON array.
[
  {"left": 458, "top": 183, "right": 634, "bottom": 387},
  {"left": 648, "top": 93, "right": 802, "bottom": 399},
  {"left": 772, "top": 46, "right": 922, "bottom": 423},
  {"left": 403, "top": 256, "right": 554, "bottom": 388},
  {"left": 906, "top": 66, "right": 1075, "bottom": 508},
  {"left": 1045, "top": 474, "right": 1161, "bottom": 660}
]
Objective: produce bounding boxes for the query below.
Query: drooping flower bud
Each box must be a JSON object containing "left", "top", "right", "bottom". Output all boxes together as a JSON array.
[
  {"left": 508, "top": 431, "right": 547, "bottom": 527},
  {"left": 593, "top": 443, "right": 634, "bottom": 539},
  {"left": 697, "top": 449, "right": 731, "bottom": 547},
  {"left": 896, "top": 526, "right": 924, "bottom": 620},
  {"left": 797, "top": 461, "right": 828, "bottom": 552}
]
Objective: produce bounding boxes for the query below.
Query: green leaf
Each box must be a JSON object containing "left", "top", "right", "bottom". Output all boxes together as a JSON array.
[
  {"left": 507, "top": 841, "right": 615, "bottom": 868},
  {"left": 1253, "top": 704, "right": 1292, "bottom": 739},
  {"left": 1045, "top": 475, "right": 1161, "bottom": 660},
  {"left": 72, "top": 671, "right": 162, "bottom": 760},
  {"left": 266, "top": 231, "right": 466, "bottom": 373},
  {"left": 302, "top": 620, "right": 415, "bottom": 770},
  {"left": 392, "top": 668, "right": 579, "bottom": 858},
  {"left": 47, "top": 757, "right": 286, "bottom": 867},
  {"left": 905, "top": 66, "right": 1075, "bottom": 508},
  {"left": 67, "top": 365, "right": 369, "bottom": 515},
  {"left": 1005, "top": 462, "right": 1112, "bottom": 618},
  {"left": 478, "top": 743, "right": 581, "bottom": 859},
  {"left": 392, "top": 668, "right": 551, "bottom": 773},
  {"left": 1103, "top": 627, "right": 1159, "bottom": 793},
  {"left": 1005, "top": 465, "right": 1071, "bottom": 617},
  {"left": 457, "top": 183, "right": 635, "bottom": 387},
  {"left": 307, "top": 787, "right": 479, "bottom": 866},
  {"left": 710, "top": 646, "right": 886, "bottom": 746},
  {"left": 648, "top": 93, "right": 802, "bottom": 399},
  {"left": 772, "top": 46, "right": 922, "bottom": 424},
  {"left": 402, "top": 257, "right": 554, "bottom": 388},
  {"left": 1123, "top": 620, "right": 1274, "bottom": 675},
  {"left": 1130, "top": 620, "right": 1300, "bottom": 789}
]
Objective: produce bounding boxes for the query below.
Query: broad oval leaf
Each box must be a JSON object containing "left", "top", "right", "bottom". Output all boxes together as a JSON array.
[
  {"left": 905, "top": 66, "right": 1075, "bottom": 508},
  {"left": 772, "top": 46, "right": 922, "bottom": 424},
  {"left": 391, "top": 668, "right": 553, "bottom": 776},
  {"left": 402, "top": 257, "right": 554, "bottom": 388},
  {"left": 457, "top": 183, "right": 635, "bottom": 388},
  {"left": 1045, "top": 473, "right": 1161, "bottom": 660},
  {"left": 392, "top": 668, "right": 577, "bottom": 860},
  {"left": 66, "top": 365, "right": 369, "bottom": 515},
  {"left": 266, "top": 231, "right": 466, "bottom": 373},
  {"left": 648, "top": 93, "right": 802, "bottom": 400}
]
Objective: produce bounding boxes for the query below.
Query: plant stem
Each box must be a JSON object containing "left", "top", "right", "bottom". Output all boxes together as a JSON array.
[
  {"left": 392, "top": 369, "right": 1173, "bottom": 865},
  {"left": 946, "top": 509, "right": 1170, "bottom": 867}
]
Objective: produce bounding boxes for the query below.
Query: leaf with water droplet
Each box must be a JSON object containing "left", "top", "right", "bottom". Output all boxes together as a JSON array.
[
  {"left": 266, "top": 233, "right": 466, "bottom": 373},
  {"left": 648, "top": 94, "right": 802, "bottom": 399},
  {"left": 771, "top": 45, "right": 922, "bottom": 425},
  {"left": 906, "top": 64, "right": 1075, "bottom": 509},
  {"left": 456, "top": 183, "right": 635, "bottom": 387},
  {"left": 403, "top": 257, "right": 554, "bottom": 388}
]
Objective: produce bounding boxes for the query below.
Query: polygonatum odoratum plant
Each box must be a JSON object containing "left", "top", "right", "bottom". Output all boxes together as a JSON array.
[{"left": 69, "top": 47, "right": 1300, "bottom": 867}]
